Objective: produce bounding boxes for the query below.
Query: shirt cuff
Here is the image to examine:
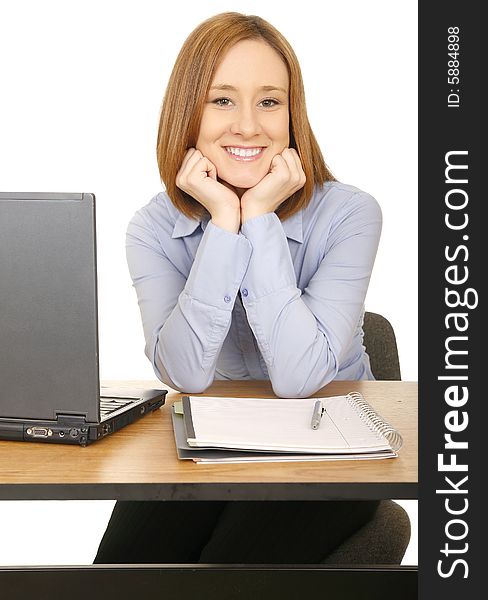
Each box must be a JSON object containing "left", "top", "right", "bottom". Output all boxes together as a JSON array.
[
  {"left": 185, "top": 220, "right": 252, "bottom": 309},
  {"left": 240, "top": 212, "right": 296, "bottom": 301}
]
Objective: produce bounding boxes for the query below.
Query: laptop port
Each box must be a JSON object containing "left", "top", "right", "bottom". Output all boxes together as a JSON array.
[{"left": 26, "top": 427, "right": 52, "bottom": 438}]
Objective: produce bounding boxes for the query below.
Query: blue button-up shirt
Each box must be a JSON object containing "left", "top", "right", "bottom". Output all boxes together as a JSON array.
[{"left": 126, "top": 181, "right": 382, "bottom": 398}]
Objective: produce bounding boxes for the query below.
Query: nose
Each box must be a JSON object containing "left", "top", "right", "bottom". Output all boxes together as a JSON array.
[{"left": 229, "top": 106, "right": 262, "bottom": 137}]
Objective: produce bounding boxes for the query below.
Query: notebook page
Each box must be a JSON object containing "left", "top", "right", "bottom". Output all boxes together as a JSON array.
[
  {"left": 323, "top": 396, "right": 390, "bottom": 449},
  {"left": 186, "top": 396, "right": 390, "bottom": 452}
]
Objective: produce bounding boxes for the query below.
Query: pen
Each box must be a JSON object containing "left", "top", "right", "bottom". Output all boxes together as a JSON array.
[{"left": 310, "top": 399, "right": 324, "bottom": 430}]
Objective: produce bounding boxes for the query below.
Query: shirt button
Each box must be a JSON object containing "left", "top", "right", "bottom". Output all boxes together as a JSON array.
[
  {"left": 241, "top": 289, "right": 248, "bottom": 297},
  {"left": 224, "top": 295, "right": 231, "bottom": 303}
]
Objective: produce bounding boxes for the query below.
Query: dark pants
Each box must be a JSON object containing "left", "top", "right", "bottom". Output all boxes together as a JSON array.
[{"left": 94, "top": 500, "right": 380, "bottom": 564}]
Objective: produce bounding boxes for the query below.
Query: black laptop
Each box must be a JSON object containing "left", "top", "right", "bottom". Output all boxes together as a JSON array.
[{"left": 0, "top": 192, "right": 166, "bottom": 446}]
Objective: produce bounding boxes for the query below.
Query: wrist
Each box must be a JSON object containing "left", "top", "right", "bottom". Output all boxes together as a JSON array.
[
  {"left": 241, "top": 205, "right": 269, "bottom": 224},
  {"left": 211, "top": 208, "right": 240, "bottom": 234}
]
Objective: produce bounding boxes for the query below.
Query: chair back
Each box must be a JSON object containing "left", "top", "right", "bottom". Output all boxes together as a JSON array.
[{"left": 363, "top": 312, "right": 401, "bottom": 380}]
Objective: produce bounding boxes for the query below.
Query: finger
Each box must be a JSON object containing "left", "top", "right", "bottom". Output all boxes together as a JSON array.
[
  {"left": 176, "top": 149, "right": 204, "bottom": 189},
  {"left": 198, "top": 155, "right": 217, "bottom": 180},
  {"left": 288, "top": 148, "right": 303, "bottom": 172},
  {"left": 283, "top": 148, "right": 305, "bottom": 187},
  {"left": 184, "top": 149, "right": 204, "bottom": 172},
  {"left": 269, "top": 153, "right": 286, "bottom": 173},
  {"left": 188, "top": 154, "right": 217, "bottom": 181},
  {"left": 281, "top": 148, "right": 299, "bottom": 172},
  {"left": 206, "top": 159, "right": 217, "bottom": 180},
  {"left": 180, "top": 147, "right": 198, "bottom": 172},
  {"left": 278, "top": 149, "right": 300, "bottom": 182}
]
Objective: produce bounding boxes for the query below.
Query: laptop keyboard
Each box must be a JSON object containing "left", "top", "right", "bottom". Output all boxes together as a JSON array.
[{"left": 100, "top": 396, "right": 135, "bottom": 419}]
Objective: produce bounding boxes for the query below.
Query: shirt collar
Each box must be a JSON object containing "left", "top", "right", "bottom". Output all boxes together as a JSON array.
[
  {"left": 171, "top": 213, "right": 210, "bottom": 239},
  {"left": 171, "top": 209, "right": 303, "bottom": 243},
  {"left": 281, "top": 209, "right": 303, "bottom": 243}
]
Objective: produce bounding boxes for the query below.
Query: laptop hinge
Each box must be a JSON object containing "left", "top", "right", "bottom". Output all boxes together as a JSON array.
[{"left": 56, "top": 413, "right": 88, "bottom": 424}]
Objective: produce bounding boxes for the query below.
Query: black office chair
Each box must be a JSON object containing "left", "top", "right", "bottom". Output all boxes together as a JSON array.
[
  {"left": 322, "top": 311, "right": 410, "bottom": 564},
  {"left": 363, "top": 311, "right": 402, "bottom": 380}
]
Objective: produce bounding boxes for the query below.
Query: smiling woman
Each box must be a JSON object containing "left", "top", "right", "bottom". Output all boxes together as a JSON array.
[
  {"left": 195, "top": 40, "right": 291, "bottom": 197},
  {"left": 140, "top": 13, "right": 378, "bottom": 397},
  {"left": 176, "top": 38, "right": 300, "bottom": 232},
  {"left": 157, "top": 12, "right": 333, "bottom": 225},
  {"left": 92, "top": 11, "right": 409, "bottom": 567}
]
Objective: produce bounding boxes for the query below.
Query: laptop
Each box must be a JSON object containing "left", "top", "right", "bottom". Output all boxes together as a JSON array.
[{"left": 0, "top": 192, "right": 167, "bottom": 446}]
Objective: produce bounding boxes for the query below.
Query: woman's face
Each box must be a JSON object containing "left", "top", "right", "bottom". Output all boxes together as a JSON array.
[{"left": 196, "top": 39, "right": 290, "bottom": 195}]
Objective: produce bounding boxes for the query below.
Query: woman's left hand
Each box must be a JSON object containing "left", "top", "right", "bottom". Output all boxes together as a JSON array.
[{"left": 240, "top": 148, "right": 306, "bottom": 223}]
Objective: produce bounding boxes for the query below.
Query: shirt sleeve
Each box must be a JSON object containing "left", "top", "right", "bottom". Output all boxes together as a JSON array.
[
  {"left": 126, "top": 211, "right": 252, "bottom": 393},
  {"left": 239, "top": 192, "right": 382, "bottom": 398}
]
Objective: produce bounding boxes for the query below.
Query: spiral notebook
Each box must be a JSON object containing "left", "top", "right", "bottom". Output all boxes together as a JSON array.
[{"left": 171, "top": 392, "right": 403, "bottom": 464}]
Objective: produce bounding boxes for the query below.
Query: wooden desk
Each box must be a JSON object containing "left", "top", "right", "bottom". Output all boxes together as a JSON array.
[
  {"left": 0, "top": 380, "right": 417, "bottom": 500},
  {"left": 0, "top": 380, "right": 418, "bottom": 597}
]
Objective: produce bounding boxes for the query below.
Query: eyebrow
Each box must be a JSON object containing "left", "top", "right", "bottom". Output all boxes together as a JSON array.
[{"left": 209, "top": 84, "right": 288, "bottom": 94}]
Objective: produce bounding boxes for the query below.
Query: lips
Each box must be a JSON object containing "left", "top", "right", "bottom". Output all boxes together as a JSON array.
[{"left": 224, "top": 146, "right": 265, "bottom": 161}]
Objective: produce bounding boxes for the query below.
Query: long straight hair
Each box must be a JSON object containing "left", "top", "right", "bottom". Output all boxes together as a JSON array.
[{"left": 157, "top": 12, "right": 334, "bottom": 221}]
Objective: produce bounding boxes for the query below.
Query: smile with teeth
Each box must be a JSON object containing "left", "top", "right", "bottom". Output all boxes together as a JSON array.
[{"left": 224, "top": 146, "right": 265, "bottom": 161}]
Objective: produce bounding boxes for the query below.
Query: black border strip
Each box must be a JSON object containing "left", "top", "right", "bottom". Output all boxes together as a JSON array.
[
  {"left": 419, "top": 1, "right": 482, "bottom": 597},
  {"left": 0, "top": 565, "right": 418, "bottom": 600}
]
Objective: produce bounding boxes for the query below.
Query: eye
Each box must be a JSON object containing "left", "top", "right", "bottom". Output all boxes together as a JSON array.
[
  {"left": 212, "top": 97, "right": 233, "bottom": 107},
  {"left": 259, "top": 98, "right": 280, "bottom": 108}
]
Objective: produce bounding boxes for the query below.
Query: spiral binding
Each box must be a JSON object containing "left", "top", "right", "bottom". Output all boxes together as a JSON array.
[{"left": 346, "top": 392, "right": 403, "bottom": 452}]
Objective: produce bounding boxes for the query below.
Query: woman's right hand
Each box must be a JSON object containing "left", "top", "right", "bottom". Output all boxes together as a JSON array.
[{"left": 176, "top": 148, "right": 240, "bottom": 233}]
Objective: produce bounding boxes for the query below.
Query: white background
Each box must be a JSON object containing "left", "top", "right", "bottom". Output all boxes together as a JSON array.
[{"left": 0, "top": 0, "right": 418, "bottom": 565}]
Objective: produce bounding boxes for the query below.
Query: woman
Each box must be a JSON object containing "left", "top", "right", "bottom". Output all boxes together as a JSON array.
[{"left": 95, "top": 12, "right": 384, "bottom": 564}]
